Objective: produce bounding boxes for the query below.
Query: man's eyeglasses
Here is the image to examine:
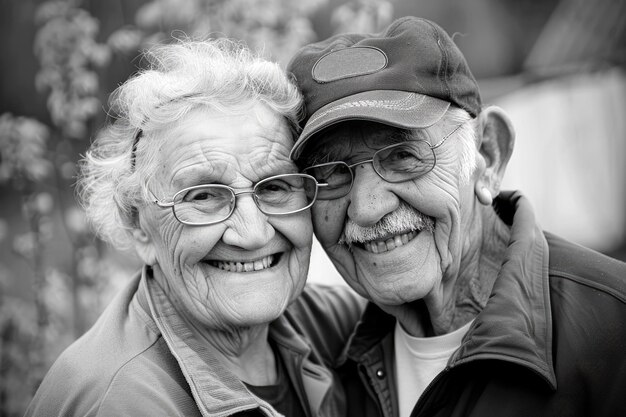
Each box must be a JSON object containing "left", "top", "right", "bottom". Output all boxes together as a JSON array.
[
  {"left": 150, "top": 173, "right": 322, "bottom": 226},
  {"left": 303, "top": 123, "right": 464, "bottom": 200}
]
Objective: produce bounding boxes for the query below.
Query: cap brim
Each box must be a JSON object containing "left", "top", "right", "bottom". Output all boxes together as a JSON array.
[{"left": 290, "top": 90, "right": 450, "bottom": 160}]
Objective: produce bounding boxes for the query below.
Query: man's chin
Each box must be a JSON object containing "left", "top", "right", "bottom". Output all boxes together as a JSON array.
[
  {"left": 360, "top": 276, "right": 432, "bottom": 306},
  {"left": 351, "top": 231, "right": 441, "bottom": 303}
]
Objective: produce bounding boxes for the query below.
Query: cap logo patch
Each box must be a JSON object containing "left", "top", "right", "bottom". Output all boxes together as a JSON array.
[{"left": 312, "top": 46, "right": 387, "bottom": 83}]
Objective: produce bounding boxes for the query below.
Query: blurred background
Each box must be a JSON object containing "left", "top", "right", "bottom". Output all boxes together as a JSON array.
[{"left": 0, "top": 0, "right": 624, "bottom": 414}]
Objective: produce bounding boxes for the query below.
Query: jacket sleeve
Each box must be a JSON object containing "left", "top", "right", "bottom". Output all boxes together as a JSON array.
[{"left": 285, "top": 284, "right": 366, "bottom": 366}]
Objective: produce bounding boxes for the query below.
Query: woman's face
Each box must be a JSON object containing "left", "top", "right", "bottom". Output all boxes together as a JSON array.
[{"left": 135, "top": 103, "right": 312, "bottom": 332}]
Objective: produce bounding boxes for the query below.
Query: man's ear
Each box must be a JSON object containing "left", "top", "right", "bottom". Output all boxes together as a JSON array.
[
  {"left": 132, "top": 217, "right": 158, "bottom": 266},
  {"left": 474, "top": 106, "right": 515, "bottom": 205}
]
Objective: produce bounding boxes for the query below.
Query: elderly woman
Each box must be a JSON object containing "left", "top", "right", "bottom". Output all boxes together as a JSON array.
[{"left": 25, "top": 39, "right": 363, "bottom": 417}]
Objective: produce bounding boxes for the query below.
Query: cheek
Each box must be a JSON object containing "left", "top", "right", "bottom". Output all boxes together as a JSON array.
[
  {"left": 393, "top": 181, "right": 463, "bottom": 262},
  {"left": 143, "top": 210, "right": 183, "bottom": 262},
  {"left": 311, "top": 201, "right": 347, "bottom": 245},
  {"left": 274, "top": 212, "right": 313, "bottom": 248},
  {"left": 272, "top": 213, "right": 313, "bottom": 275},
  {"left": 157, "top": 221, "right": 223, "bottom": 274}
]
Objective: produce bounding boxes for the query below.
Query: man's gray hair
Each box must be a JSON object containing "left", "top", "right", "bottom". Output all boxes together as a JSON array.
[
  {"left": 444, "top": 107, "right": 478, "bottom": 184},
  {"left": 77, "top": 38, "right": 303, "bottom": 249}
]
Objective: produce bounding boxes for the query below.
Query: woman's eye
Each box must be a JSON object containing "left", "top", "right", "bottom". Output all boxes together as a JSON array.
[
  {"left": 182, "top": 187, "right": 221, "bottom": 202},
  {"left": 259, "top": 180, "right": 290, "bottom": 194}
]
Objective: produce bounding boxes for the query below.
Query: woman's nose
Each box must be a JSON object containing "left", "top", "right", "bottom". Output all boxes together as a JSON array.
[
  {"left": 221, "top": 193, "right": 274, "bottom": 249},
  {"left": 347, "top": 163, "right": 399, "bottom": 227}
]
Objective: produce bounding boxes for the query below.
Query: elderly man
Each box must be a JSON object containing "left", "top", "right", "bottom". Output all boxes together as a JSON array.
[{"left": 288, "top": 16, "right": 626, "bottom": 417}]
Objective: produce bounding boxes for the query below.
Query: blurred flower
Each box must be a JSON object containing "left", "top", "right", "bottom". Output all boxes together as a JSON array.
[
  {"left": 130, "top": 0, "right": 328, "bottom": 67},
  {"left": 331, "top": 0, "right": 394, "bottom": 34},
  {"left": 34, "top": 192, "right": 55, "bottom": 215},
  {"left": 43, "top": 268, "right": 72, "bottom": 322},
  {"left": 33, "top": 0, "right": 111, "bottom": 140},
  {"left": 0, "top": 113, "right": 52, "bottom": 185},
  {"left": 12, "top": 232, "right": 38, "bottom": 260},
  {"left": 65, "top": 205, "right": 88, "bottom": 235},
  {"left": 60, "top": 161, "right": 76, "bottom": 180},
  {"left": 107, "top": 26, "right": 144, "bottom": 54}
]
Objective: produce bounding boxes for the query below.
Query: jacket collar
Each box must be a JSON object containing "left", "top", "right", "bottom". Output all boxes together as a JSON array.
[
  {"left": 269, "top": 310, "right": 335, "bottom": 416},
  {"left": 138, "top": 271, "right": 335, "bottom": 417},
  {"left": 343, "top": 191, "right": 556, "bottom": 390},
  {"left": 141, "top": 272, "right": 275, "bottom": 417}
]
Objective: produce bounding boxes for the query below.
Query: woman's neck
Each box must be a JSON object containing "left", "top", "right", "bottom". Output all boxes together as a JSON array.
[
  {"left": 194, "top": 323, "right": 278, "bottom": 386},
  {"left": 150, "top": 267, "right": 278, "bottom": 386}
]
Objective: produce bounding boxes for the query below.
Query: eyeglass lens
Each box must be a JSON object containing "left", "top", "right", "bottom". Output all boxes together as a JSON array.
[
  {"left": 171, "top": 174, "right": 317, "bottom": 225},
  {"left": 254, "top": 174, "right": 316, "bottom": 214},
  {"left": 305, "top": 141, "right": 436, "bottom": 200}
]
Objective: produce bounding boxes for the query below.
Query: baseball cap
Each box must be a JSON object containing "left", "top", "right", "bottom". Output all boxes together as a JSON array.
[{"left": 288, "top": 16, "right": 481, "bottom": 160}]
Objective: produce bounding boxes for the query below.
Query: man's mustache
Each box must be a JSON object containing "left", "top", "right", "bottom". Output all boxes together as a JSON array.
[{"left": 339, "top": 202, "right": 435, "bottom": 245}]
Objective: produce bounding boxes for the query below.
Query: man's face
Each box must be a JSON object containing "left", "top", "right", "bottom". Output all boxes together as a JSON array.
[
  {"left": 304, "top": 120, "right": 476, "bottom": 308},
  {"left": 136, "top": 103, "right": 312, "bottom": 332}
]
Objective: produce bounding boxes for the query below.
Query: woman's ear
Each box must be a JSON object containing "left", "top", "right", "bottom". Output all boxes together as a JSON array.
[
  {"left": 474, "top": 106, "right": 515, "bottom": 205},
  {"left": 132, "top": 218, "right": 157, "bottom": 266}
]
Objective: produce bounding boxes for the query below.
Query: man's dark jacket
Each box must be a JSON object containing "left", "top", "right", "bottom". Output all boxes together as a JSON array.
[{"left": 336, "top": 191, "right": 626, "bottom": 417}]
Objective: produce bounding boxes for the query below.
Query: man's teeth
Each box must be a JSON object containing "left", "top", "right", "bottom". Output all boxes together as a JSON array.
[
  {"left": 362, "top": 231, "right": 417, "bottom": 254},
  {"left": 210, "top": 255, "right": 275, "bottom": 272}
]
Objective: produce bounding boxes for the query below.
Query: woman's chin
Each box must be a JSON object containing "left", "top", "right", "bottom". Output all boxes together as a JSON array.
[{"left": 218, "top": 286, "right": 293, "bottom": 328}]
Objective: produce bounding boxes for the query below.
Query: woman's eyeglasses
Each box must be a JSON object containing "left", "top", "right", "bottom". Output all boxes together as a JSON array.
[{"left": 149, "top": 173, "right": 324, "bottom": 226}]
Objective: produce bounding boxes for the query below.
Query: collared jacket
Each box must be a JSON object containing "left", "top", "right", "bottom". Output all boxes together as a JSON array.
[
  {"left": 339, "top": 191, "right": 626, "bottom": 417},
  {"left": 25, "top": 268, "right": 365, "bottom": 417}
]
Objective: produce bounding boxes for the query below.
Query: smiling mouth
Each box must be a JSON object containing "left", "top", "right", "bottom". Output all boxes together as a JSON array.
[
  {"left": 207, "top": 254, "right": 281, "bottom": 272},
  {"left": 359, "top": 230, "right": 419, "bottom": 254}
]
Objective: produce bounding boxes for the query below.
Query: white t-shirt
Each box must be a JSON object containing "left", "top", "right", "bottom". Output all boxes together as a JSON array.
[{"left": 394, "top": 320, "right": 473, "bottom": 417}]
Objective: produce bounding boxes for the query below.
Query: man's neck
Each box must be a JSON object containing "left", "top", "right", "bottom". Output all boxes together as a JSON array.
[
  {"left": 383, "top": 205, "right": 511, "bottom": 337},
  {"left": 446, "top": 205, "right": 510, "bottom": 329}
]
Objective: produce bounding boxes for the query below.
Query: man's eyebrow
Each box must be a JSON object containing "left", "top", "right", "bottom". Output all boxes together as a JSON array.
[
  {"left": 391, "top": 128, "right": 419, "bottom": 143},
  {"left": 300, "top": 148, "right": 334, "bottom": 167},
  {"left": 301, "top": 139, "right": 352, "bottom": 166},
  {"left": 300, "top": 128, "right": 414, "bottom": 167}
]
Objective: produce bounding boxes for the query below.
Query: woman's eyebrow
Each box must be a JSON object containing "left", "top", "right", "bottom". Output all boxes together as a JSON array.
[{"left": 170, "top": 163, "right": 227, "bottom": 190}]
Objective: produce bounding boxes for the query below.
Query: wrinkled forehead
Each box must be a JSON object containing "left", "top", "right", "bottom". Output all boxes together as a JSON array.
[
  {"left": 298, "top": 120, "right": 415, "bottom": 165},
  {"left": 150, "top": 103, "right": 297, "bottom": 186}
]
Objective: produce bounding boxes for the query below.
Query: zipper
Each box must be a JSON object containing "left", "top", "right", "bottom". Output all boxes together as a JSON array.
[
  {"left": 409, "top": 366, "right": 451, "bottom": 416},
  {"left": 409, "top": 342, "right": 463, "bottom": 416}
]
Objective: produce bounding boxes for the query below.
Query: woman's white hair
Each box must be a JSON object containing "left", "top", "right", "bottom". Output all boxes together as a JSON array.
[{"left": 77, "top": 38, "right": 303, "bottom": 249}]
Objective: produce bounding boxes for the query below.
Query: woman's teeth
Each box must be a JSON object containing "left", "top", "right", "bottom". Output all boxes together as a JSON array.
[
  {"left": 210, "top": 255, "right": 275, "bottom": 272},
  {"left": 362, "top": 231, "right": 417, "bottom": 254}
]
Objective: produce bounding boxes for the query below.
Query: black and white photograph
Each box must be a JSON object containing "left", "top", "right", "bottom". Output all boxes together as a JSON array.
[{"left": 1, "top": 0, "right": 624, "bottom": 416}]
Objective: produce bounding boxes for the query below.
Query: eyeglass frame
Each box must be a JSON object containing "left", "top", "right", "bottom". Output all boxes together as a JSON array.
[
  {"left": 148, "top": 173, "right": 326, "bottom": 226},
  {"left": 303, "top": 122, "right": 465, "bottom": 200}
]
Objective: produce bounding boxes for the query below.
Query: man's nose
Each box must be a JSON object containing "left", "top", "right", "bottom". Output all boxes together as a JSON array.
[
  {"left": 347, "top": 163, "right": 399, "bottom": 227},
  {"left": 222, "top": 193, "right": 274, "bottom": 249}
]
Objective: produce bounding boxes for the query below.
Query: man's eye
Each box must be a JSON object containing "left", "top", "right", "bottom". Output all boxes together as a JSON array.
[{"left": 389, "top": 150, "right": 417, "bottom": 161}]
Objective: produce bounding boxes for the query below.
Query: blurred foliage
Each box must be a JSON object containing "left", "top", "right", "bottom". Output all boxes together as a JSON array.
[
  {"left": 123, "top": 0, "right": 326, "bottom": 66},
  {"left": 34, "top": 0, "right": 111, "bottom": 140},
  {"left": 0, "top": 114, "right": 51, "bottom": 186},
  {"left": 332, "top": 0, "right": 394, "bottom": 33},
  {"left": 0, "top": 0, "right": 391, "bottom": 414}
]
